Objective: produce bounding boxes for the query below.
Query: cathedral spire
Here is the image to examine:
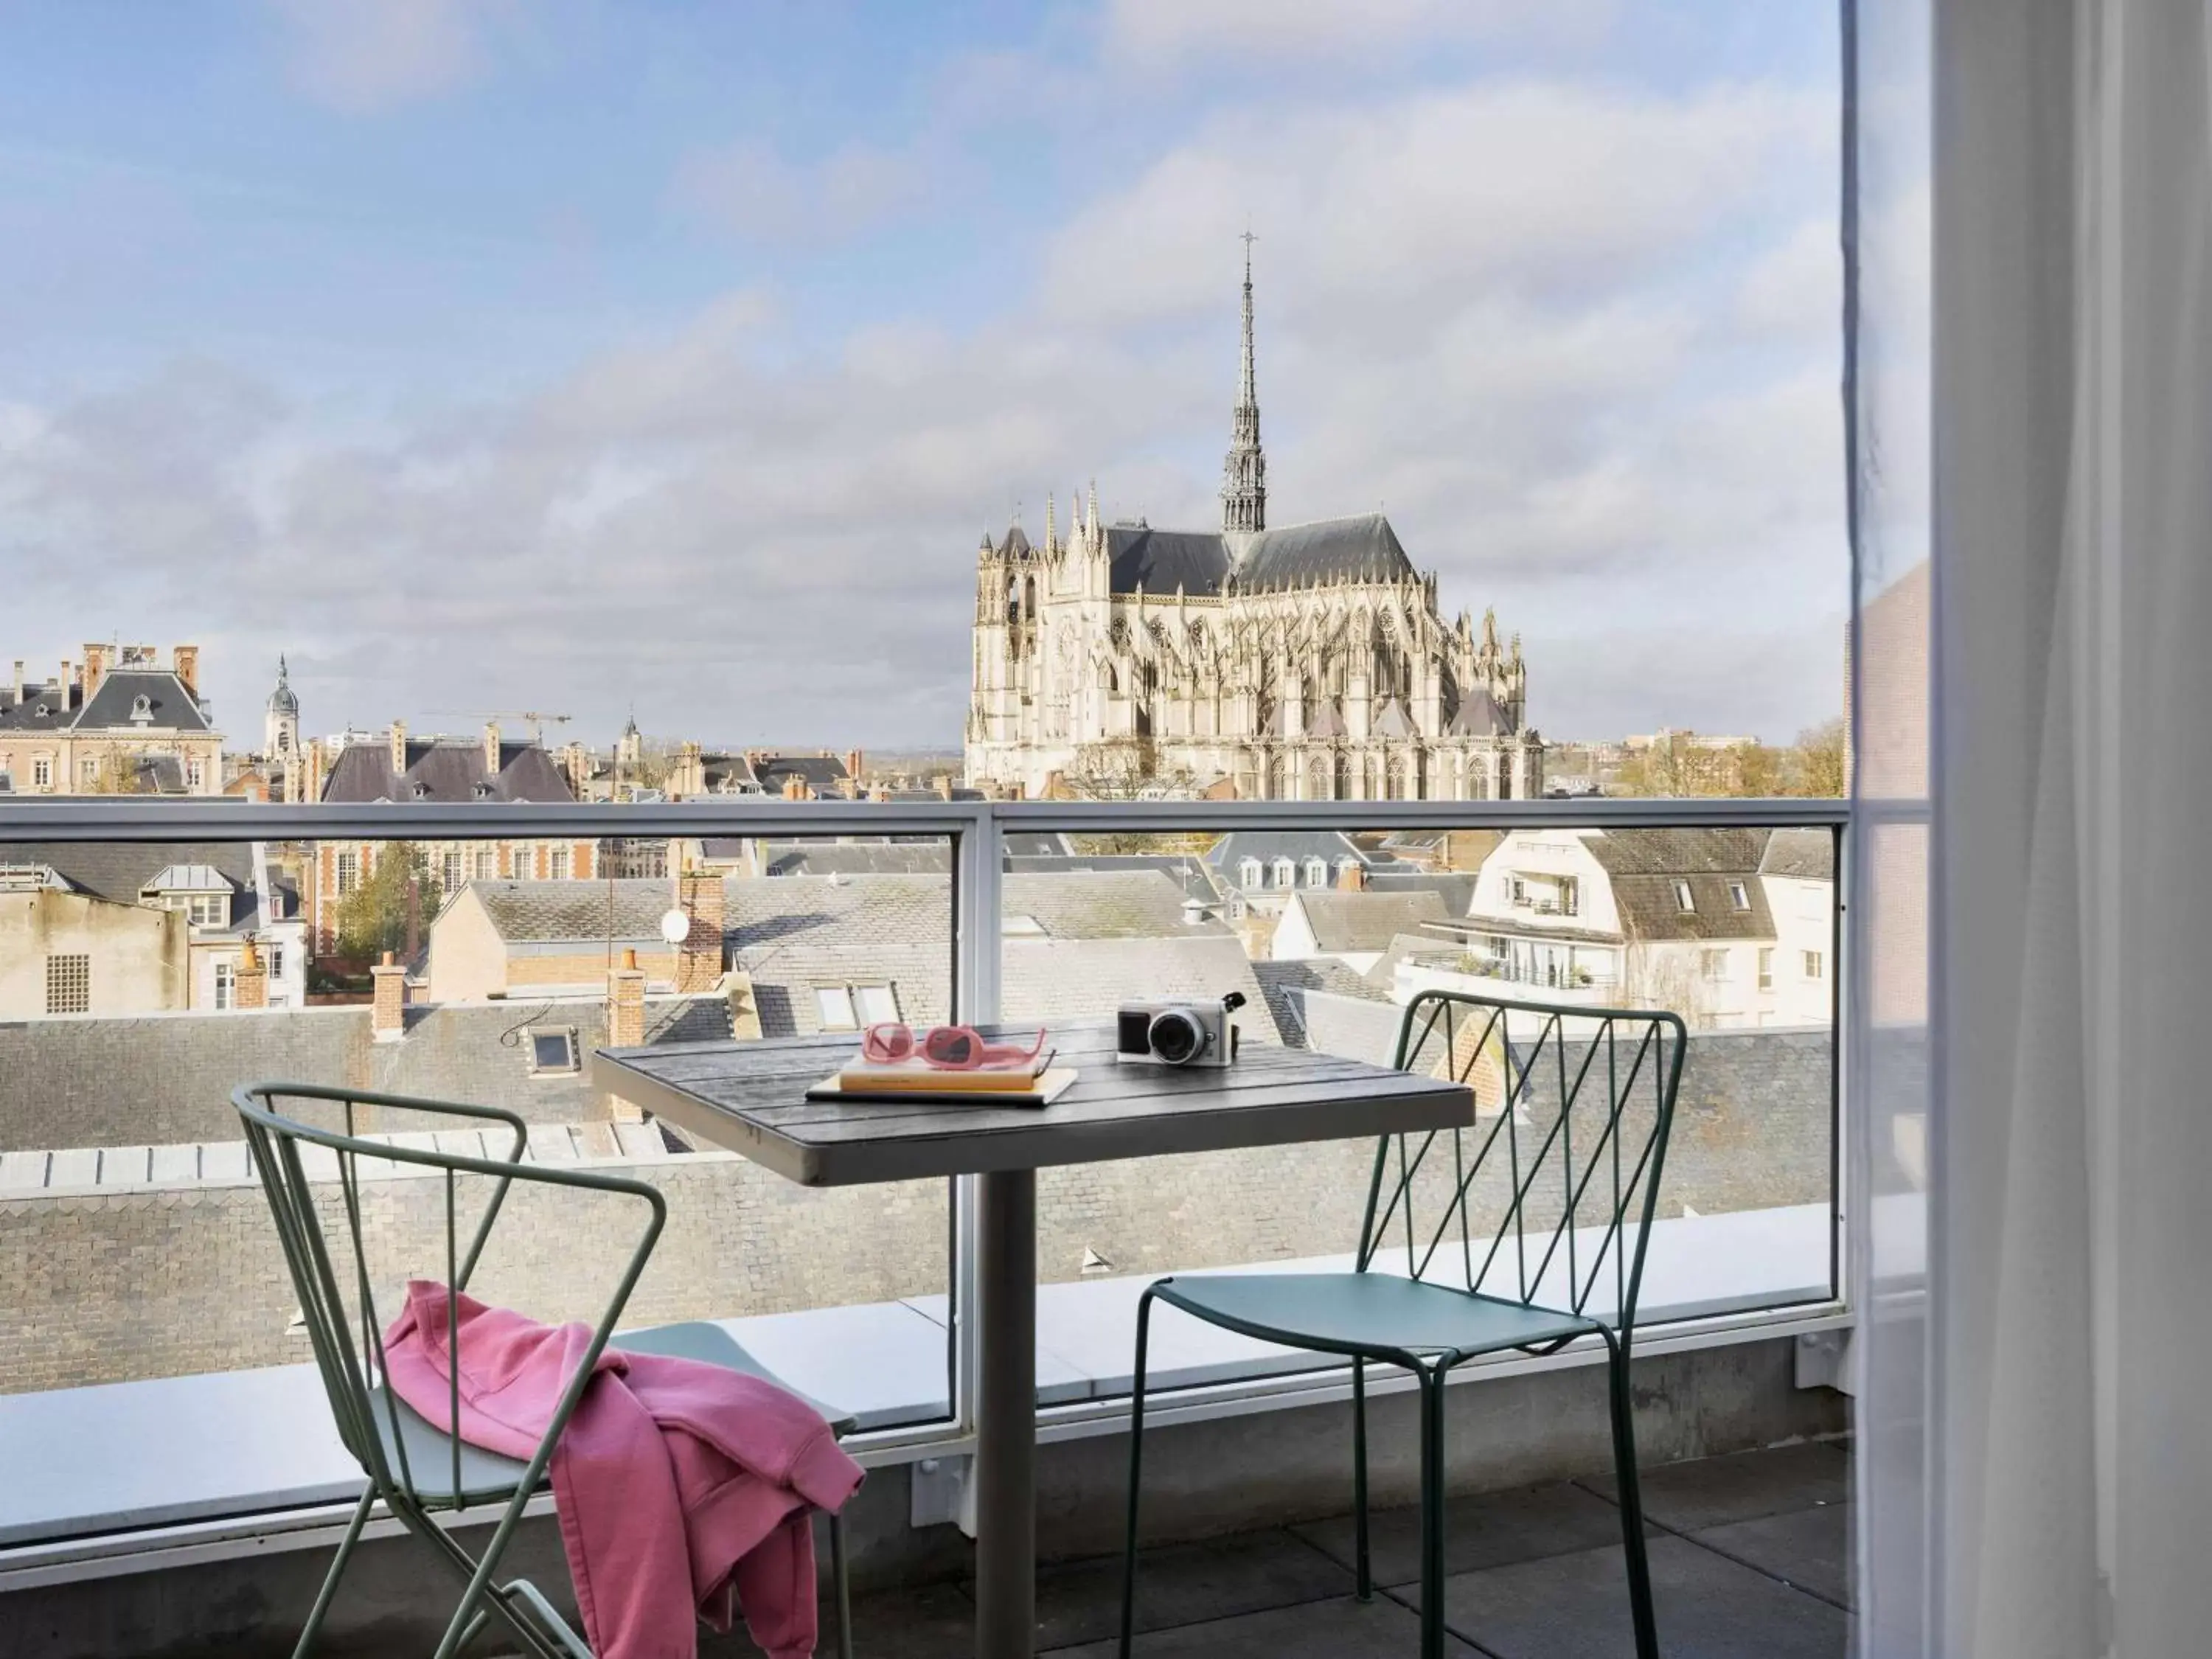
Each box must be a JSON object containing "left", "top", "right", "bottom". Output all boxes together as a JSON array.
[{"left": 1221, "top": 231, "right": 1267, "bottom": 535}]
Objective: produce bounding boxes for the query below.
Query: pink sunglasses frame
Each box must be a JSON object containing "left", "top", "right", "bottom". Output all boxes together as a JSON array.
[{"left": 860, "top": 1023, "right": 1051, "bottom": 1071}]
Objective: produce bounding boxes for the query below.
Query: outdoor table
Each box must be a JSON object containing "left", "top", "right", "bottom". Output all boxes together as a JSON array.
[{"left": 591, "top": 1020, "right": 1473, "bottom": 1659}]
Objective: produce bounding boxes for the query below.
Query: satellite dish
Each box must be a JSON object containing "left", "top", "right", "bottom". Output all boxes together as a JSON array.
[{"left": 659, "top": 908, "right": 691, "bottom": 946}]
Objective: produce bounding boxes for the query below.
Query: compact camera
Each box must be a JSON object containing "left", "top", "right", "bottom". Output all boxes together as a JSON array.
[{"left": 1116, "top": 991, "right": 1247, "bottom": 1068}]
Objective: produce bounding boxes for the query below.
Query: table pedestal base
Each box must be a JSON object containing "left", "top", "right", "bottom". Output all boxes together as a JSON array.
[{"left": 974, "top": 1169, "right": 1037, "bottom": 1658}]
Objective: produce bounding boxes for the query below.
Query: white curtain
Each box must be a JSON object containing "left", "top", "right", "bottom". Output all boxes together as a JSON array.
[{"left": 1857, "top": 1, "right": 2212, "bottom": 1653}]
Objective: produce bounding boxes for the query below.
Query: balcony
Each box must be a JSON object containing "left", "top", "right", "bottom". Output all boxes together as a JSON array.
[{"left": 0, "top": 796, "right": 1847, "bottom": 1658}]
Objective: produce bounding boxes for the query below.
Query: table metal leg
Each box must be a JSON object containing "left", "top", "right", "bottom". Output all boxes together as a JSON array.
[{"left": 975, "top": 1168, "right": 1037, "bottom": 1658}]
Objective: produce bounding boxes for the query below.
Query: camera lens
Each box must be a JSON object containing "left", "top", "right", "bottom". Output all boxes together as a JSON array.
[{"left": 1149, "top": 1010, "right": 1203, "bottom": 1065}]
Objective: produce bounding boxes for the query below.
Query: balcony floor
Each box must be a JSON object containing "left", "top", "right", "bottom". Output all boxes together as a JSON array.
[{"left": 712, "top": 1440, "right": 1851, "bottom": 1658}]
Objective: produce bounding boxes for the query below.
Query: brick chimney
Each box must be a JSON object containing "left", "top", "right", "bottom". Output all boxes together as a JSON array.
[
  {"left": 782, "top": 774, "right": 807, "bottom": 801},
  {"left": 1339, "top": 861, "right": 1367, "bottom": 892},
  {"left": 233, "top": 938, "right": 268, "bottom": 1011},
  {"left": 305, "top": 737, "right": 327, "bottom": 805},
  {"left": 81, "top": 644, "right": 110, "bottom": 701},
  {"left": 172, "top": 645, "right": 199, "bottom": 696},
  {"left": 482, "top": 721, "right": 501, "bottom": 777},
  {"left": 844, "top": 748, "right": 863, "bottom": 784},
  {"left": 672, "top": 865, "right": 726, "bottom": 992},
  {"left": 371, "top": 950, "right": 408, "bottom": 1041},
  {"left": 605, "top": 948, "right": 647, "bottom": 1121},
  {"left": 389, "top": 720, "right": 407, "bottom": 776}
]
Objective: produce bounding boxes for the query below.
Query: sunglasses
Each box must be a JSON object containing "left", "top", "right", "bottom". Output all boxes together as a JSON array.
[{"left": 861, "top": 1023, "right": 1052, "bottom": 1071}]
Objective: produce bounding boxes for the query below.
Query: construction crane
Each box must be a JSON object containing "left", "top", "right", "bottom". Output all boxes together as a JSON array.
[{"left": 424, "top": 710, "right": 574, "bottom": 743}]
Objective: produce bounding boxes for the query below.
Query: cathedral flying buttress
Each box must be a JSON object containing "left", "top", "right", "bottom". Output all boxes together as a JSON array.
[{"left": 962, "top": 247, "right": 1543, "bottom": 803}]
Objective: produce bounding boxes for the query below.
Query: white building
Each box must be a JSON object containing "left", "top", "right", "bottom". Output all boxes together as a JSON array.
[{"left": 1393, "top": 827, "right": 1835, "bottom": 1030}]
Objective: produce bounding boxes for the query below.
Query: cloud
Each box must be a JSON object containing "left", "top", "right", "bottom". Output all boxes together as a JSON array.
[
  {"left": 671, "top": 139, "right": 931, "bottom": 247},
  {"left": 265, "top": 0, "right": 510, "bottom": 114},
  {"left": 1, "top": 51, "right": 1849, "bottom": 748},
  {"left": 1097, "top": 0, "right": 1616, "bottom": 72}
]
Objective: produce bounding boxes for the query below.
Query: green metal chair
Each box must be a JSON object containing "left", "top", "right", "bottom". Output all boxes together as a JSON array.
[
  {"left": 1116, "top": 991, "right": 1687, "bottom": 1659},
  {"left": 233, "top": 1082, "right": 859, "bottom": 1659}
]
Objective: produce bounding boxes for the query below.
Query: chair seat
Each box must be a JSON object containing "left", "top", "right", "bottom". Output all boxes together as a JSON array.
[
  {"left": 1154, "top": 1272, "right": 1597, "bottom": 1361},
  {"left": 372, "top": 1318, "right": 856, "bottom": 1506}
]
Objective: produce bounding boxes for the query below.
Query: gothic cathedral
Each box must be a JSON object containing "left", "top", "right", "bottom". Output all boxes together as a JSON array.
[{"left": 964, "top": 246, "right": 1543, "bottom": 802}]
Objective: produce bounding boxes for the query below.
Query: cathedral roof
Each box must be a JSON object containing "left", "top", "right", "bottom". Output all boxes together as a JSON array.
[
  {"left": 1100, "top": 512, "right": 1419, "bottom": 597},
  {"left": 997, "top": 524, "right": 1033, "bottom": 558},
  {"left": 1232, "top": 512, "right": 1416, "bottom": 589},
  {"left": 1446, "top": 689, "right": 1513, "bottom": 737},
  {"left": 1105, "top": 526, "right": 1231, "bottom": 596}
]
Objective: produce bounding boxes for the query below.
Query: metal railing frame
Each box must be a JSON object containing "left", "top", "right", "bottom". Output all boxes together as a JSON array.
[{"left": 0, "top": 792, "right": 1858, "bottom": 1556}]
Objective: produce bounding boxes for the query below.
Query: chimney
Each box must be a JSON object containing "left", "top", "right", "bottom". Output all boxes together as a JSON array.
[
  {"left": 783, "top": 774, "right": 807, "bottom": 801},
  {"left": 844, "top": 748, "right": 863, "bottom": 785},
  {"left": 371, "top": 951, "right": 408, "bottom": 1041},
  {"left": 172, "top": 645, "right": 199, "bottom": 696},
  {"left": 1339, "top": 861, "right": 1367, "bottom": 892},
  {"left": 389, "top": 720, "right": 407, "bottom": 776},
  {"left": 482, "top": 721, "right": 501, "bottom": 776},
  {"left": 60, "top": 660, "right": 72, "bottom": 706},
  {"left": 305, "top": 737, "right": 327, "bottom": 805},
  {"left": 672, "top": 864, "right": 726, "bottom": 992},
  {"left": 82, "top": 644, "right": 109, "bottom": 701},
  {"left": 233, "top": 938, "right": 268, "bottom": 1011},
  {"left": 605, "top": 948, "right": 647, "bottom": 1121},
  {"left": 10, "top": 661, "right": 21, "bottom": 703},
  {"left": 935, "top": 773, "right": 955, "bottom": 801}
]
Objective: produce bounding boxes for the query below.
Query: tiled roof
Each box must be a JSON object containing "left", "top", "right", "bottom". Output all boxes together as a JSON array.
[
  {"left": 1251, "top": 958, "right": 1395, "bottom": 1046},
  {"left": 1363, "top": 871, "right": 1479, "bottom": 915},
  {"left": 475, "top": 879, "right": 669, "bottom": 943},
  {"left": 1582, "top": 828, "right": 1780, "bottom": 943},
  {"left": 77, "top": 669, "right": 215, "bottom": 734},
  {"left": 0, "top": 841, "right": 258, "bottom": 908},
  {"left": 1230, "top": 512, "right": 1415, "bottom": 589},
  {"left": 757, "top": 842, "right": 950, "bottom": 877},
  {"left": 320, "top": 739, "right": 576, "bottom": 804},
  {"left": 1001, "top": 870, "right": 1227, "bottom": 938},
  {"left": 1104, "top": 526, "right": 1229, "bottom": 597},
  {"left": 1285, "top": 889, "right": 1448, "bottom": 954}
]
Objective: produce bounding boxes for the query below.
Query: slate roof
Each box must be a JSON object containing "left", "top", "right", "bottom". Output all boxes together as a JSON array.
[
  {"left": 1001, "top": 870, "right": 1228, "bottom": 938},
  {"left": 1202, "top": 831, "right": 1400, "bottom": 889},
  {"left": 1004, "top": 852, "right": 1218, "bottom": 906},
  {"left": 1580, "top": 828, "right": 1778, "bottom": 943},
  {"left": 1362, "top": 871, "right": 1480, "bottom": 916},
  {"left": 1446, "top": 689, "right": 1513, "bottom": 737},
  {"left": 77, "top": 669, "right": 215, "bottom": 734},
  {"left": 757, "top": 842, "right": 951, "bottom": 877},
  {"left": 1283, "top": 889, "right": 1448, "bottom": 955},
  {"left": 320, "top": 740, "right": 577, "bottom": 804},
  {"left": 0, "top": 668, "right": 214, "bottom": 734},
  {"left": 1231, "top": 513, "right": 1416, "bottom": 590},
  {"left": 1104, "top": 526, "right": 1231, "bottom": 597},
  {"left": 1760, "top": 827, "right": 1837, "bottom": 880},
  {"left": 1099, "top": 512, "right": 1418, "bottom": 597},
  {"left": 475, "top": 880, "right": 669, "bottom": 944},
  {"left": 1370, "top": 698, "right": 1416, "bottom": 739},
  {"left": 1251, "top": 957, "right": 1395, "bottom": 1046},
  {"left": 753, "top": 754, "right": 852, "bottom": 796},
  {"left": 0, "top": 840, "right": 268, "bottom": 931}
]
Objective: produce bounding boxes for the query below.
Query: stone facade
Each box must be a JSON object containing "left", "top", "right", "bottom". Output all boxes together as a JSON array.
[
  {"left": 964, "top": 255, "right": 1543, "bottom": 802},
  {"left": 0, "top": 644, "right": 223, "bottom": 796}
]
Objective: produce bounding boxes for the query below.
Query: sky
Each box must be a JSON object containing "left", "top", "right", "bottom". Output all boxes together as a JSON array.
[{"left": 0, "top": 0, "right": 1847, "bottom": 751}]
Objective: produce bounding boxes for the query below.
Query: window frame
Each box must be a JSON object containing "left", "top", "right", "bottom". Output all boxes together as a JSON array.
[
  {"left": 524, "top": 1026, "right": 581, "bottom": 1077},
  {"left": 1672, "top": 879, "right": 1696, "bottom": 911}
]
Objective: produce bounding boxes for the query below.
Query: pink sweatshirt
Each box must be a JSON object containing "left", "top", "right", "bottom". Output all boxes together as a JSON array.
[{"left": 383, "top": 1281, "right": 864, "bottom": 1659}]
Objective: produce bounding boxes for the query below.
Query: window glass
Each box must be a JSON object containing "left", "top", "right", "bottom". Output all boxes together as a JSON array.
[
  {"left": 814, "top": 985, "right": 857, "bottom": 1029},
  {"left": 1804, "top": 950, "right": 1825, "bottom": 979},
  {"left": 854, "top": 984, "right": 900, "bottom": 1025},
  {"left": 1673, "top": 880, "right": 1696, "bottom": 911},
  {"left": 528, "top": 1029, "right": 578, "bottom": 1074}
]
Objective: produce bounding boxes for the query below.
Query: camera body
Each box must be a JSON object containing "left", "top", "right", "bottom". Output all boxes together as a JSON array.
[{"left": 1115, "top": 991, "right": 1247, "bottom": 1068}]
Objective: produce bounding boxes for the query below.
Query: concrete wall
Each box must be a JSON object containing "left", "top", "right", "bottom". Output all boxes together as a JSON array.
[
  {"left": 0, "top": 1336, "right": 1845, "bottom": 1659},
  {"left": 0, "top": 889, "right": 186, "bottom": 1018}
]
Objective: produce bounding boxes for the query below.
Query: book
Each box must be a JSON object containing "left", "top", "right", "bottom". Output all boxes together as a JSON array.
[
  {"left": 804, "top": 1066, "right": 1079, "bottom": 1110},
  {"left": 834, "top": 1059, "right": 1046, "bottom": 1094}
]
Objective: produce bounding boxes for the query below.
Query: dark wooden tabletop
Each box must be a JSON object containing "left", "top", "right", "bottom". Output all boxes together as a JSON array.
[{"left": 590, "top": 1022, "right": 1472, "bottom": 1187}]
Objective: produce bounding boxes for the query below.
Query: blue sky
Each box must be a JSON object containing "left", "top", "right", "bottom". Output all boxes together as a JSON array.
[{"left": 0, "top": 1, "right": 1845, "bottom": 750}]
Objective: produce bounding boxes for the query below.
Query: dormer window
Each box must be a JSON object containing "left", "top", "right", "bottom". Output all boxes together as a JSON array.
[
  {"left": 1272, "top": 858, "right": 1295, "bottom": 888},
  {"left": 130, "top": 694, "right": 153, "bottom": 724},
  {"left": 411, "top": 780, "right": 432, "bottom": 800},
  {"left": 1673, "top": 880, "right": 1696, "bottom": 912},
  {"left": 472, "top": 782, "right": 494, "bottom": 800},
  {"left": 1238, "top": 858, "right": 1262, "bottom": 889}
]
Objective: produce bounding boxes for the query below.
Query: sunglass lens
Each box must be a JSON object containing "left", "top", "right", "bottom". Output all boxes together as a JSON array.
[{"left": 925, "top": 1029, "right": 973, "bottom": 1065}]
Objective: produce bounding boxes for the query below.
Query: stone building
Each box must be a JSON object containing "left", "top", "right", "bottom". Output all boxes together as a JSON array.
[
  {"left": 964, "top": 250, "right": 1543, "bottom": 802},
  {"left": 0, "top": 644, "right": 223, "bottom": 796}
]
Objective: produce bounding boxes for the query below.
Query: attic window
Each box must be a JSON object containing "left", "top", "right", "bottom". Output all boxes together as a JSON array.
[
  {"left": 1238, "top": 858, "right": 1262, "bottom": 888},
  {"left": 411, "top": 781, "right": 431, "bottom": 800},
  {"left": 472, "top": 782, "right": 494, "bottom": 800},
  {"left": 1305, "top": 858, "right": 1328, "bottom": 887},
  {"left": 1672, "top": 880, "right": 1695, "bottom": 912},
  {"left": 525, "top": 1027, "right": 580, "bottom": 1077},
  {"left": 1728, "top": 880, "right": 1750, "bottom": 911},
  {"left": 130, "top": 695, "right": 153, "bottom": 724}
]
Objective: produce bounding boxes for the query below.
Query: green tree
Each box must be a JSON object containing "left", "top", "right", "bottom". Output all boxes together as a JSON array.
[{"left": 333, "top": 844, "right": 442, "bottom": 961}]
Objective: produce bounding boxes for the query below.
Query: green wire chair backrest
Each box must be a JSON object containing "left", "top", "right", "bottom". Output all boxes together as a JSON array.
[
  {"left": 232, "top": 1082, "right": 667, "bottom": 1517},
  {"left": 1360, "top": 991, "right": 1688, "bottom": 1336}
]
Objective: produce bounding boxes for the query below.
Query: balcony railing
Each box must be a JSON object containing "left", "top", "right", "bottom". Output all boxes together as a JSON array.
[{"left": 0, "top": 791, "right": 1847, "bottom": 1579}]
